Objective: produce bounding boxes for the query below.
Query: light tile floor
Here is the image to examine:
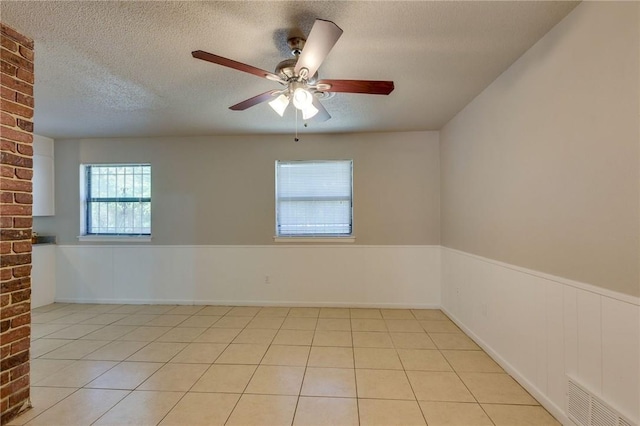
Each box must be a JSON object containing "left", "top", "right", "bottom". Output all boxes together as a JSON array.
[{"left": 9, "top": 303, "right": 560, "bottom": 426}]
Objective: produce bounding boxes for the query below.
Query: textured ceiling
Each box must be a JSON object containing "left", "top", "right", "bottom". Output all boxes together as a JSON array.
[{"left": 1, "top": 1, "right": 578, "bottom": 138}]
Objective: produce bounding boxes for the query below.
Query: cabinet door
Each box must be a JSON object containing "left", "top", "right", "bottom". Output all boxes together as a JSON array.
[
  {"left": 32, "top": 245, "right": 56, "bottom": 308},
  {"left": 33, "top": 154, "right": 55, "bottom": 216}
]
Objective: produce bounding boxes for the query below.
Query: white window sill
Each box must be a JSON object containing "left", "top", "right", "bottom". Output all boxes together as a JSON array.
[
  {"left": 273, "top": 236, "right": 355, "bottom": 243},
  {"left": 77, "top": 235, "right": 152, "bottom": 243}
]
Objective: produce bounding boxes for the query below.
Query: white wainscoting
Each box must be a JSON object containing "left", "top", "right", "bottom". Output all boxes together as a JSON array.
[
  {"left": 55, "top": 245, "right": 441, "bottom": 308},
  {"left": 52, "top": 244, "right": 639, "bottom": 423},
  {"left": 441, "top": 247, "right": 640, "bottom": 426}
]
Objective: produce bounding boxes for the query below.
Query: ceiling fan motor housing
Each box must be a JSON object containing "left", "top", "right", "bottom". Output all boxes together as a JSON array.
[{"left": 275, "top": 58, "right": 318, "bottom": 85}]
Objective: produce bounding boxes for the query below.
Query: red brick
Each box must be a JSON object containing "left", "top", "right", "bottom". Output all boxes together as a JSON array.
[
  {"left": 0, "top": 165, "right": 13, "bottom": 177},
  {"left": 1, "top": 139, "right": 16, "bottom": 153},
  {"left": 12, "top": 265, "right": 31, "bottom": 278},
  {"left": 0, "top": 204, "right": 31, "bottom": 216},
  {"left": 8, "top": 364, "right": 30, "bottom": 383},
  {"left": 15, "top": 68, "right": 33, "bottom": 84},
  {"left": 0, "top": 111, "right": 16, "bottom": 127},
  {"left": 13, "top": 192, "right": 31, "bottom": 204},
  {"left": 0, "top": 74, "right": 33, "bottom": 96},
  {"left": 0, "top": 373, "right": 29, "bottom": 399},
  {"left": 1, "top": 60, "right": 17, "bottom": 76},
  {"left": 1, "top": 24, "right": 34, "bottom": 49},
  {"left": 0, "top": 301, "right": 29, "bottom": 319},
  {"left": 8, "top": 385, "right": 29, "bottom": 408},
  {"left": 10, "top": 336, "right": 30, "bottom": 355},
  {"left": 8, "top": 385, "right": 30, "bottom": 409},
  {"left": 0, "top": 253, "right": 30, "bottom": 268},
  {"left": 0, "top": 242, "right": 11, "bottom": 254},
  {"left": 0, "top": 229, "right": 30, "bottom": 241},
  {"left": 0, "top": 126, "right": 32, "bottom": 143},
  {"left": 0, "top": 348, "right": 28, "bottom": 372},
  {"left": 11, "top": 241, "right": 30, "bottom": 253},
  {"left": 0, "top": 399, "right": 10, "bottom": 419},
  {"left": 0, "top": 99, "right": 33, "bottom": 119},
  {"left": 0, "top": 268, "right": 12, "bottom": 281},
  {"left": 0, "top": 343, "right": 10, "bottom": 359},
  {"left": 10, "top": 311, "right": 30, "bottom": 326},
  {"left": 15, "top": 119, "right": 32, "bottom": 133},
  {"left": 18, "top": 45, "right": 33, "bottom": 62},
  {"left": 0, "top": 177, "right": 32, "bottom": 192},
  {"left": 1, "top": 49, "right": 33, "bottom": 72},
  {"left": 16, "top": 143, "right": 33, "bottom": 156},
  {"left": 14, "top": 167, "right": 32, "bottom": 179},
  {"left": 0, "top": 326, "right": 29, "bottom": 347},
  {"left": 0, "top": 277, "right": 29, "bottom": 293},
  {"left": 14, "top": 93, "right": 33, "bottom": 109},
  {"left": 0, "top": 191, "right": 13, "bottom": 203},
  {"left": 0, "top": 319, "right": 9, "bottom": 333},
  {"left": 12, "top": 217, "right": 31, "bottom": 228},
  {"left": 0, "top": 152, "right": 32, "bottom": 168},
  {"left": 0, "top": 370, "right": 8, "bottom": 386},
  {"left": 1, "top": 37, "right": 18, "bottom": 52},
  {"left": 0, "top": 86, "right": 16, "bottom": 102},
  {"left": 0, "top": 294, "right": 9, "bottom": 307}
]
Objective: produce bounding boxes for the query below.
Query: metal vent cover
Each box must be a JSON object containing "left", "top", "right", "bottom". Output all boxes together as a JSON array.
[{"left": 567, "top": 377, "right": 636, "bottom": 426}]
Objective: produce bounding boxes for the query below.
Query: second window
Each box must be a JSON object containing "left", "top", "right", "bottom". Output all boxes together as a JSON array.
[{"left": 275, "top": 160, "right": 353, "bottom": 237}]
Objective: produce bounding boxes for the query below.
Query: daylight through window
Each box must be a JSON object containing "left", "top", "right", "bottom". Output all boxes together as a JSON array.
[
  {"left": 83, "top": 164, "right": 151, "bottom": 235},
  {"left": 276, "top": 160, "right": 353, "bottom": 237}
]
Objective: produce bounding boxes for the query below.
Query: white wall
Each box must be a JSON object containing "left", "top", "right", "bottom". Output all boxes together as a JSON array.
[
  {"left": 55, "top": 245, "right": 441, "bottom": 308},
  {"left": 441, "top": 248, "right": 640, "bottom": 425}
]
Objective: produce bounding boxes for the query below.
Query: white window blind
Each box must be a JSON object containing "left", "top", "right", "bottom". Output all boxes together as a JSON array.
[{"left": 276, "top": 160, "right": 353, "bottom": 236}]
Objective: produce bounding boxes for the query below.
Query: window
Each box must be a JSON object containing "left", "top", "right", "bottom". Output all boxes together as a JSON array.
[
  {"left": 275, "top": 160, "right": 353, "bottom": 237},
  {"left": 81, "top": 164, "right": 151, "bottom": 236}
]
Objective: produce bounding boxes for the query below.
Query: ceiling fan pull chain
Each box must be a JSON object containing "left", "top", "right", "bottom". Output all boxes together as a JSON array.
[{"left": 294, "top": 108, "right": 300, "bottom": 142}]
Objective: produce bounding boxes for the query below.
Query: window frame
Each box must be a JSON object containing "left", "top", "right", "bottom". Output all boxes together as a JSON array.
[
  {"left": 274, "top": 159, "right": 354, "bottom": 242},
  {"left": 79, "top": 163, "right": 152, "bottom": 241}
]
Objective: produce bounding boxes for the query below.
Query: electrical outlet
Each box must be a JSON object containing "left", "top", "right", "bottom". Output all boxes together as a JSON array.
[{"left": 264, "top": 275, "right": 270, "bottom": 284}]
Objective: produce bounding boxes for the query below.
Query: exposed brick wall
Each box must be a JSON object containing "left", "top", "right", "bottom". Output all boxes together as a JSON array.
[{"left": 0, "top": 23, "right": 33, "bottom": 425}]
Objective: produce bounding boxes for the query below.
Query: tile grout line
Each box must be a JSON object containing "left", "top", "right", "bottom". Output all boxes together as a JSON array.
[{"left": 349, "top": 312, "right": 361, "bottom": 426}]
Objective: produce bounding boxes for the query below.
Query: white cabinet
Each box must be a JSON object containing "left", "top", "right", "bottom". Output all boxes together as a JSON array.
[
  {"left": 33, "top": 134, "right": 55, "bottom": 216},
  {"left": 31, "top": 244, "right": 56, "bottom": 308}
]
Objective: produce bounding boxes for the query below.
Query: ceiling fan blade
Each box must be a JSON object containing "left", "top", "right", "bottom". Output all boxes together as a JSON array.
[
  {"left": 192, "top": 50, "right": 283, "bottom": 82},
  {"left": 310, "top": 97, "right": 331, "bottom": 122},
  {"left": 294, "top": 19, "right": 343, "bottom": 79},
  {"left": 317, "top": 79, "right": 395, "bottom": 95},
  {"left": 229, "top": 91, "right": 279, "bottom": 111}
]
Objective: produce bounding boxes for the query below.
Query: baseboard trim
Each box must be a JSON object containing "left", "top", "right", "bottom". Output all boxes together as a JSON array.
[{"left": 54, "top": 298, "right": 441, "bottom": 309}]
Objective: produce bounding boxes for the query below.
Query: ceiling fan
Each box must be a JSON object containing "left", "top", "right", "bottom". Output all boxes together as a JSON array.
[{"left": 192, "top": 19, "right": 394, "bottom": 122}]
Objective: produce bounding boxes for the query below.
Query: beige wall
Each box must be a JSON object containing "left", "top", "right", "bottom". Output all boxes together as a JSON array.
[
  {"left": 35, "top": 131, "right": 440, "bottom": 246},
  {"left": 440, "top": 2, "right": 639, "bottom": 296}
]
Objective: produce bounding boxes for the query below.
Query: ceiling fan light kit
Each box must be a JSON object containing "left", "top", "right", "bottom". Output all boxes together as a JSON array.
[
  {"left": 268, "top": 94, "right": 289, "bottom": 117},
  {"left": 192, "top": 18, "right": 395, "bottom": 124}
]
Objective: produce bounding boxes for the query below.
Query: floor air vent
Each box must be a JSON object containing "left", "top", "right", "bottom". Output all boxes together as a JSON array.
[{"left": 567, "top": 378, "right": 635, "bottom": 426}]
